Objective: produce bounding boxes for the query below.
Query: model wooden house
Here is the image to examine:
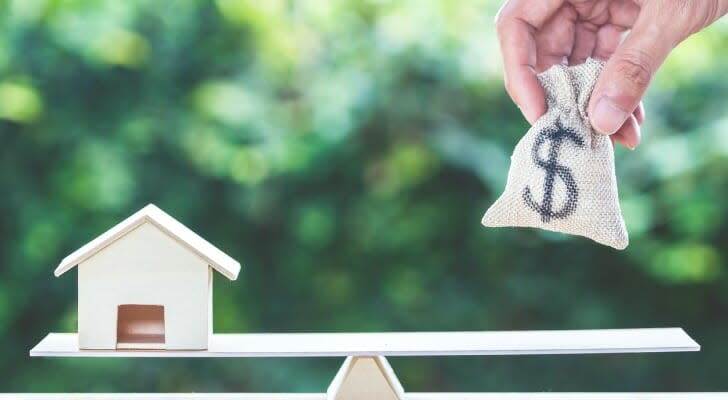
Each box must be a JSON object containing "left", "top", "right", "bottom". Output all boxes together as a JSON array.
[{"left": 54, "top": 204, "right": 240, "bottom": 351}]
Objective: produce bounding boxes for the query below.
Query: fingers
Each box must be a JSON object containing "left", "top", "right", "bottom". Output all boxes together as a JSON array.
[
  {"left": 609, "top": 114, "right": 641, "bottom": 150},
  {"left": 633, "top": 101, "right": 645, "bottom": 125},
  {"left": 497, "top": 18, "right": 546, "bottom": 124},
  {"left": 568, "top": 21, "right": 598, "bottom": 65},
  {"left": 496, "top": 23, "right": 542, "bottom": 124},
  {"left": 588, "top": 1, "right": 699, "bottom": 136},
  {"left": 495, "top": 0, "right": 564, "bottom": 124},
  {"left": 592, "top": 24, "right": 626, "bottom": 61},
  {"left": 535, "top": 5, "right": 577, "bottom": 71},
  {"left": 605, "top": 0, "right": 641, "bottom": 29},
  {"left": 607, "top": 102, "right": 644, "bottom": 149}
]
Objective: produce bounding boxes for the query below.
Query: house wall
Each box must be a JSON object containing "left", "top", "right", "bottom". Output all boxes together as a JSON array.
[{"left": 78, "top": 222, "right": 211, "bottom": 350}]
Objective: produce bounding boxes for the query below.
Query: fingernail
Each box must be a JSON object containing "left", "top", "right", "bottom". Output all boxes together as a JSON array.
[{"left": 591, "top": 97, "right": 628, "bottom": 135}]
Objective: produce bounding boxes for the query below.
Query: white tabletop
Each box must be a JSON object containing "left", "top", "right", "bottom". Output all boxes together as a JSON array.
[
  {"left": 1, "top": 394, "right": 726, "bottom": 399},
  {"left": 30, "top": 328, "right": 699, "bottom": 358}
]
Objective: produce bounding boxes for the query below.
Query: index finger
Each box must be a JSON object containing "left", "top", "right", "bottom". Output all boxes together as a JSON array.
[{"left": 495, "top": 0, "right": 564, "bottom": 124}]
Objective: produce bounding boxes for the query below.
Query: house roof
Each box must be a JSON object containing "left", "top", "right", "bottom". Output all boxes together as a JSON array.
[{"left": 54, "top": 204, "right": 241, "bottom": 280}]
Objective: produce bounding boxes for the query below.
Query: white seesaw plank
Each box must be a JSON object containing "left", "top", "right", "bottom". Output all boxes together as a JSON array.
[
  {"left": 30, "top": 328, "right": 699, "bottom": 358},
  {"left": 407, "top": 394, "right": 728, "bottom": 400},
  {"left": 2, "top": 394, "right": 728, "bottom": 400},
  {"left": 0, "top": 396, "right": 323, "bottom": 400}
]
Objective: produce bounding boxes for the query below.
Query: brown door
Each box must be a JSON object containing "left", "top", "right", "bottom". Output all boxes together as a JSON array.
[{"left": 116, "top": 304, "right": 165, "bottom": 349}]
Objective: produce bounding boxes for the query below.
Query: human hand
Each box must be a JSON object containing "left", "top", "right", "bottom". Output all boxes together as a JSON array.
[{"left": 495, "top": 0, "right": 728, "bottom": 149}]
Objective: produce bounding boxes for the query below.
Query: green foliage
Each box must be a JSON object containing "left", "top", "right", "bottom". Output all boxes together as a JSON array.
[{"left": 1, "top": 0, "right": 728, "bottom": 393}]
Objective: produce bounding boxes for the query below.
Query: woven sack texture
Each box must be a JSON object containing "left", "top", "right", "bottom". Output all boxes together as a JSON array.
[{"left": 482, "top": 58, "right": 628, "bottom": 249}]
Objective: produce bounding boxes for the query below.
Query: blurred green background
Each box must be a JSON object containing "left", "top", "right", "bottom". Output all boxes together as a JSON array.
[{"left": 1, "top": 0, "right": 728, "bottom": 393}]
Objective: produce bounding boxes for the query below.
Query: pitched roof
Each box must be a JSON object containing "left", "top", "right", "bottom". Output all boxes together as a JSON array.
[{"left": 54, "top": 204, "right": 241, "bottom": 280}]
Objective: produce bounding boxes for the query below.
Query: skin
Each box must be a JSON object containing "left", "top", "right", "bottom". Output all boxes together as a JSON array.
[{"left": 495, "top": 0, "right": 728, "bottom": 149}]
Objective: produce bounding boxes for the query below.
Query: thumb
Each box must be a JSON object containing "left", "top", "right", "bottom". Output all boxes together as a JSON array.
[{"left": 589, "top": 2, "right": 686, "bottom": 135}]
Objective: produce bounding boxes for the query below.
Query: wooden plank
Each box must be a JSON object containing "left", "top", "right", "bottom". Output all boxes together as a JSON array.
[
  {"left": 1, "top": 394, "right": 727, "bottom": 399},
  {"left": 30, "top": 328, "right": 699, "bottom": 358},
  {"left": 407, "top": 395, "right": 728, "bottom": 400},
  {"left": 0, "top": 396, "right": 322, "bottom": 400}
]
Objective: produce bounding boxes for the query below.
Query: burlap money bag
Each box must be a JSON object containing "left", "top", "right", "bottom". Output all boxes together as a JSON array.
[{"left": 482, "top": 58, "right": 628, "bottom": 249}]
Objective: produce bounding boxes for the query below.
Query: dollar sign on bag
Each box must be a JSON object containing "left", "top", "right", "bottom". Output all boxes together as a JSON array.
[{"left": 523, "top": 120, "right": 584, "bottom": 223}]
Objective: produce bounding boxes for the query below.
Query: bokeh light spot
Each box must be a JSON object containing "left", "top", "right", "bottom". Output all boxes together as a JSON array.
[
  {"left": 0, "top": 82, "right": 43, "bottom": 123},
  {"left": 93, "top": 29, "right": 150, "bottom": 68},
  {"left": 650, "top": 243, "right": 721, "bottom": 284}
]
